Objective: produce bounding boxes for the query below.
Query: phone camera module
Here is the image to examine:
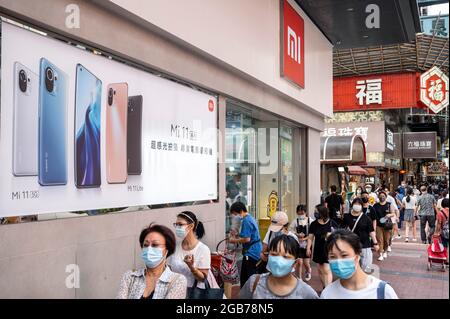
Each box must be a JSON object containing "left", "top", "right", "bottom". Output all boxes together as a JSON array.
[
  {"left": 45, "top": 67, "right": 54, "bottom": 92},
  {"left": 108, "top": 88, "right": 114, "bottom": 106},
  {"left": 19, "top": 69, "right": 27, "bottom": 93}
]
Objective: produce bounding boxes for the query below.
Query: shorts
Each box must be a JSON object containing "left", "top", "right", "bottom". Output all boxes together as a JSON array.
[
  {"left": 404, "top": 209, "right": 415, "bottom": 222},
  {"left": 298, "top": 248, "right": 308, "bottom": 259}
]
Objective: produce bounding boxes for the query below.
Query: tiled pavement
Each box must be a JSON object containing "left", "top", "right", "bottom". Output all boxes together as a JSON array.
[{"left": 230, "top": 229, "right": 449, "bottom": 299}]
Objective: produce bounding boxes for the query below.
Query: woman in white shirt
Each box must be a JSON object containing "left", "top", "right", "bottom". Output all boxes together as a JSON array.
[
  {"left": 401, "top": 188, "right": 418, "bottom": 242},
  {"left": 167, "top": 211, "right": 212, "bottom": 293},
  {"left": 321, "top": 229, "right": 398, "bottom": 299}
]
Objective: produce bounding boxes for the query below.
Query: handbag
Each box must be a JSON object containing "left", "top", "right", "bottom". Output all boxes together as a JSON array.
[
  {"left": 187, "top": 277, "right": 224, "bottom": 299},
  {"left": 383, "top": 217, "right": 394, "bottom": 230},
  {"left": 219, "top": 243, "right": 239, "bottom": 284}
]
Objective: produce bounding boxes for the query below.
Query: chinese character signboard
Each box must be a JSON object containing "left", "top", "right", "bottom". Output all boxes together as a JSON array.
[
  {"left": 403, "top": 132, "right": 437, "bottom": 159},
  {"left": 356, "top": 79, "right": 382, "bottom": 105},
  {"left": 334, "top": 73, "right": 419, "bottom": 112},
  {"left": 385, "top": 127, "right": 395, "bottom": 155},
  {"left": 281, "top": 0, "right": 305, "bottom": 88},
  {"left": 420, "top": 66, "right": 449, "bottom": 114},
  {"left": 322, "top": 121, "right": 385, "bottom": 153},
  {"left": 426, "top": 162, "right": 446, "bottom": 176}
]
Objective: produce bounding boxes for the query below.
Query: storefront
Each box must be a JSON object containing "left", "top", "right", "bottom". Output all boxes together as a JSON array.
[{"left": 0, "top": 0, "right": 332, "bottom": 297}]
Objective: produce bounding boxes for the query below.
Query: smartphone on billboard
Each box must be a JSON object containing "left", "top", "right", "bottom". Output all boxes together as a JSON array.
[
  {"left": 127, "top": 95, "right": 142, "bottom": 175},
  {"left": 74, "top": 64, "right": 102, "bottom": 188},
  {"left": 38, "top": 58, "right": 68, "bottom": 186},
  {"left": 106, "top": 83, "right": 128, "bottom": 184},
  {"left": 13, "top": 62, "right": 39, "bottom": 176}
]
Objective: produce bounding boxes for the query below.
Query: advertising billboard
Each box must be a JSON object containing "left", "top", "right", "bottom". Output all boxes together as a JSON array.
[
  {"left": 0, "top": 22, "right": 218, "bottom": 217},
  {"left": 403, "top": 132, "right": 437, "bottom": 159}
]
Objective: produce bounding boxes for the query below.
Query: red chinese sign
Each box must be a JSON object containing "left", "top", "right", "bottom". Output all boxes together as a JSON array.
[
  {"left": 281, "top": 0, "right": 305, "bottom": 88},
  {"left": 420, "top": 66, "right": 449, "bottom": 114},
  {"left": 334, "top": 73, "right": 419, "bottom": 112}
]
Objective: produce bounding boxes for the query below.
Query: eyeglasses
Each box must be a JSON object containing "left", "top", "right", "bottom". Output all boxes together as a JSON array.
[{"left": 173, "top": 222, "right": 189, "bottom": 227}]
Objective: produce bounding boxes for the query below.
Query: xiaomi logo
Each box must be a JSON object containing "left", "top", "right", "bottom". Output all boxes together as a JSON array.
[
  {"left": 281, "top": 0, "right": 305, "bottom": 88},
  {"left": 287, "top": 26, "right": 301, "bottom": 64}
]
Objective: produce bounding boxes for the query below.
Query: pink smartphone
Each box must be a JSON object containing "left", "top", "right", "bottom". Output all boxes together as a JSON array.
[{"left": 106, "top": 83, "right": 128, "bottom": 184}]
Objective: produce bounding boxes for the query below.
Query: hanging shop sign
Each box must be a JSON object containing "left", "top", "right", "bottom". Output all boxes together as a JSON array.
[
  {"left": 333, "top": 73, "right": 419, "bottom": 112},
  {"left": 281, "top": 0, "right": 305, "bottom": 88},
  {"left": 403, "top": 132, "right": 437, "bottom": 159},
  {"left": 0, "top": 22, "right": 218, "bottom": 217},
  {"left": 419, "top": 66, "right": 449, "bottom": 114},
  {"left": 322, "top": 120, "right": 386, "bottom": 153},
  {"left": 426, "top": 162, "right": 446, "bottom": 176}
]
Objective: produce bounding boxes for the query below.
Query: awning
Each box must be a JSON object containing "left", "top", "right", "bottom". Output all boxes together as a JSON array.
[
  {"left": 365, "top": 168, "right": 377, "bottom": 176},
  {"left": 320, "top": 135, "right": 367, "bottom": 165},
  {"left": 347, "top": 166, "right": 368, "bottom": 175}
]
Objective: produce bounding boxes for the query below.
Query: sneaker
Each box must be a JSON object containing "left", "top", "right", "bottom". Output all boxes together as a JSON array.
[
  {"left": 422, "top": 241, "right": 427, "bottom": 245},
  {"left": 383, "top": 252, "right": 388, "bottom": 258},
  {"left": 412, "top": 238, "right": 417, "bottom": 242},
  {"left": 387, "top": 246, "right": 392, "bottom": 252},
  {"left": 304, "top": 272, "right": 312, "bottom": 282},
  {"left": 405, "top": 237, "right": 409, "bottom": 242},
  {"left": 378, "top": 255, "right": 384, "bottom": 261},
  {"left": 397, "top": 234, "right": 402, "bottom": 239}
]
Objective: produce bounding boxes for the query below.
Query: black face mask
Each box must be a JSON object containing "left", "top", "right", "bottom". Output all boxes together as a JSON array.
[
  {"left": 314, "top": 211, "right": 320, "bottom": 219},
  {"left": 362, "top": 197, "right": 369, "bottom": 204}
]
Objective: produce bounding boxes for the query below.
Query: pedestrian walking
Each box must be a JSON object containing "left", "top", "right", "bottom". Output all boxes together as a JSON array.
[
  {"left": 324, "top": 185, "right": 344, "bottom": 225},
  {"left": 228, "top": 202, "right": 262, "bottom": 288},
  {"left": 168, "top": 211, "right": 214, "bottom": 292},
  {"left": 435, "top": 198, "right": 449, "bottom": 257},
  {"left": 320, "top": 229, "right": 398, "bottom": 299},
  {"left": 416, "top": 186, "right": 439, "bottom": 244},
  {"left": 117, "top": 223, "right": 187, "bottom": 299},
  {"left": 401, "top": 187, "right": 418, "bottom": 242},
  {"left": 373, "top": 191, "right": 396, "bottom": 261},
  {"left": 289, "top": 204, "right": 312, "bottom": 281},
  {"left": 239, "top": 235, "right": 319, "bottom": 299},
  {"left": 306, "top": 205, "right": 338, "bottom": 288},
  {"left": 342, "top": 198, "right": 379, "bottom": 273}
]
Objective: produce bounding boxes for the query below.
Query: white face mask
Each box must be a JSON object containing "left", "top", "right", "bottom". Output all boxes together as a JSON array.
[
  {"left": 352, "top": 204, "right": 362, "bottom": 212},
  {"left": 366, "top": 188, "right": 372, "bottom": 193}
]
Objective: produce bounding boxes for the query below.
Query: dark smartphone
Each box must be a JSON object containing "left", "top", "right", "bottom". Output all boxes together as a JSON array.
[{"left": 127, "top": 95, "right": 143, "bottom": 175}]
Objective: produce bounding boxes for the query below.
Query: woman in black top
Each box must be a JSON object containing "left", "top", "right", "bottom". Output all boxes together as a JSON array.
[
  {"left": 343, "top": 198, "right": 379, "bottom": 273},
  {"left": 373, "top": 191, "right": 396, "bottom": 261},
  {"left": 307, "top": 205, "right": 338, "bottom": 288}
]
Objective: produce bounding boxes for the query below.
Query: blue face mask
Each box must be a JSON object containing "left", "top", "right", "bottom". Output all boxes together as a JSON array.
[
  {"left": 175, "top": 226, "right": 188, "bottom": 239},
  {"left": 141, "top": 247, "right": 165, "bottom": 269},
  {"left": 329, "top": 257, "right": 357, "bottom": 279},
  {"left": 267, "top": 255, "right": 296, "bottom": 277}
]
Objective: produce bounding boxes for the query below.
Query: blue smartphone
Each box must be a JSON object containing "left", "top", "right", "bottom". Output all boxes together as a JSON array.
[
  {"left": 74, "top": 64, "right": 102, "bottom": 188},
  {"left": 38, "top": 58, "right": 68, "bottom": 186}
]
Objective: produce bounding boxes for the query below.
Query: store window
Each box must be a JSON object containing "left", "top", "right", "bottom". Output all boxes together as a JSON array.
[{"left": 225, "top": 101, "right": 304, "bottom": 238}]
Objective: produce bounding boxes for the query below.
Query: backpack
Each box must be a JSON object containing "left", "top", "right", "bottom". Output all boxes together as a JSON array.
[{"left": 441, "top": 210, "right": 449, "bottom": 240}]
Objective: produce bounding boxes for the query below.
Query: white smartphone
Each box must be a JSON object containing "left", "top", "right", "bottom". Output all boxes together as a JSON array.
[{"left": 13, "top": 62, "right": 39, "bottom": 176}]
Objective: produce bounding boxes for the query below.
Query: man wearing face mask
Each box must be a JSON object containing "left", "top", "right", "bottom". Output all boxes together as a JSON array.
[
  {"left": 342, "top": 198, "right": 379, "bottom": 274},
  {"left": 321, "top": 230, "right": 398, "bottom": 299},
  {"left": 373, "top": 191, "right": 396, "bottom": 261},
  {"left": 360, "top": 191, "right": 378, "bottom": 231},
  {"left": 364, "top": 184, "right": 379, "bottom": 205},
  {"left": 117, "top": 223, "right": 187, "bottom": 299}
]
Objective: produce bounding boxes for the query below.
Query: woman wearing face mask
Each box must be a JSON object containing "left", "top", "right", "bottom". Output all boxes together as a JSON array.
[
  {"left": 351, "top": 187, "right": 364, "bottom": 202},
  {"left": 321, "top": 229, "right": 398, "bottom": 299},
  {"left": 342, "top": 198, "right": 379, "bottom": 273},
  {"left": 289, "top": 204, "right": 312, "bottom": 281},
  {"left": 306, "top": 205, "right": 338, "bottom": 288},
  {"left": 240, "top": 235, "right": 319, "bottom": 299},
  {"left": 373, "top": 191, "right": 396, "bottom": 261},
  {"left": 117, "top": 223, "right": 187, "bottom": 299},
  {"left": 167, "top": 211, "right": 212, "bottom": 291}
]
